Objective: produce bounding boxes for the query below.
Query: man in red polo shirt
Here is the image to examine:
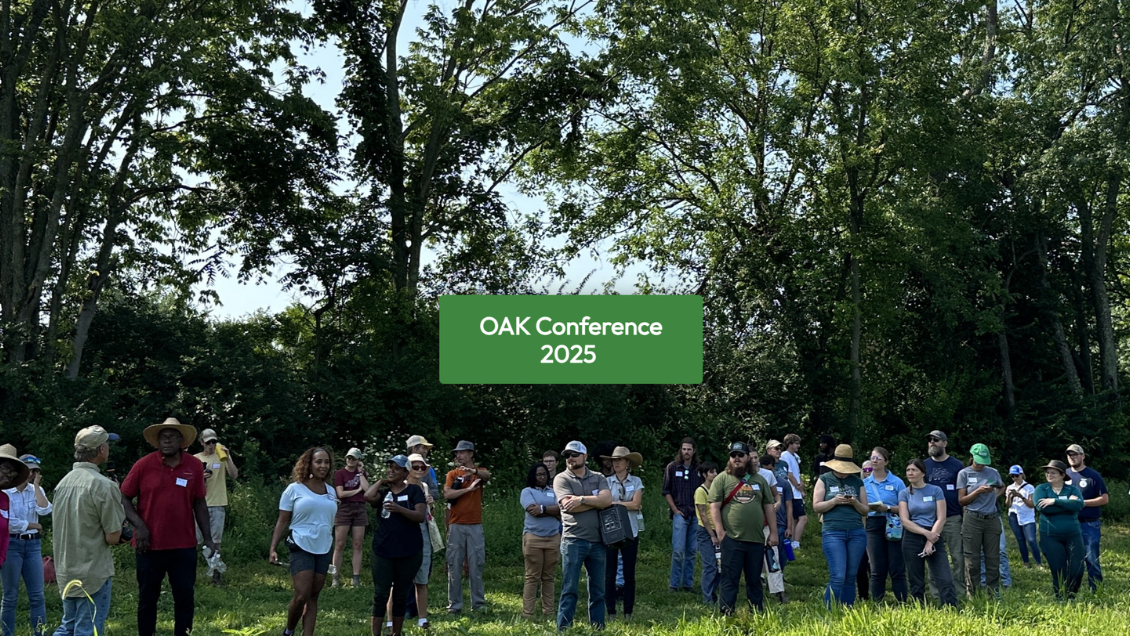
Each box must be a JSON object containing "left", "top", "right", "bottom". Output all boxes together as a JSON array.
[{"left": 121, "top": 418, "right": 216, "bottom": 636}]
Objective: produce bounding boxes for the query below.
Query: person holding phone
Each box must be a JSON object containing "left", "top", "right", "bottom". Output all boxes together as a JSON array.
[
  {"left": 898, "top": 459, "right": 958, "bottom": 607},
  {"left": 1034, "top": 459, "right": 1085, "bottom": 600},
  {"left": 332, "top": 448, "right": 370, "bottom": 588},
  {"left": 812, "top": 444, "right": 869, "bottom": 608},
  {"left": 956, "top": 444, "right": 1005, "bottom": 596},
  {"left": 1005, "top": 466, "right": 1040, "bottom": 566},
  {"left": 863, "top": 447, "right": 907, "bottom": 602}
]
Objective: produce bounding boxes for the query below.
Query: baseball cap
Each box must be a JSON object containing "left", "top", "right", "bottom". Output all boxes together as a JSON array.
[
  {"left": 407, "top": 453, "right": 429, "bottom": 467},
  {"left": 562, "top": 441, "right": 587, "bottom": 456},
  {"left": 386, "top": 454, "right": 409, "bottom": 468},
  {"left": 19, "top": 454, "right": 42, "bottom": 470},
  {"left": 346, "top": 447, "right": 363, "bottom": 459},
  {"left": 1009, "top": 465, "right": 1024, "bottom": 475},
  {"left": 453, "top": 440, "right": 476, "bottom": 453},
  {"left": 729, "top": 441, "right": 752, "bottom": 455},
  {"left": 766, "top": 439, "right": 784, "bottom": 451},
  {"left": 201, "top": 429, "right": 219, "bottom": 443},
  {"left": 74, "top": 426, "right": 119, "bottom": 450},
  {"left": 970, "top": 443, "right": 991, "bottom": 465},
  {"left": 406, "top": 435, "right": 434, "bottom": 449},
  {"left": 1066, "top": 444, "right": 1084, "bottom": 455},
  {"left": 926, "top": 430, "right": 948, "bottom": 442}
]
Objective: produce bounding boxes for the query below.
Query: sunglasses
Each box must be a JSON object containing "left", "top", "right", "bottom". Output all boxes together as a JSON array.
[
  {"left": 863, "top": 467, "right": 873, "bottom": 472},
  {"left": 1066, "top": 451, "right": 1081, "bottom": 457},
  {"left": 411, "top": 464, "right": 427, "bottom": 471},
  {"left": 563, "top": 452, "right": 581, "bottom": 459},
  {"left": 927, "top": 437, "right": 942, "bottom": 443},
  {"left": 729, "top": 452, "right": 747, "bottom": 459}
]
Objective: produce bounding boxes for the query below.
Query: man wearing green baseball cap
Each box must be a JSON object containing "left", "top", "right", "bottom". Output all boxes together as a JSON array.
[{"left": 956, "top": 443, "right": 1005, "bottom": 596}]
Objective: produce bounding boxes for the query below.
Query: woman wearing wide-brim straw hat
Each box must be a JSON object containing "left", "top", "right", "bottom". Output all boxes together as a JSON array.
[
  {"left": 142, "top": 417, "right": 198, "bottom": 449},
  {"left": 811, "top": 444, "right": 870, "bottom": 608},
  {"left": 1034, "top": 459, "right": 1085, "bottom": 600},
  {"left": 600, "top": 446, "right": 644, "bottom": 621},
  {"left": 0, "top": 444, "right": 32, "bottom": 568}
]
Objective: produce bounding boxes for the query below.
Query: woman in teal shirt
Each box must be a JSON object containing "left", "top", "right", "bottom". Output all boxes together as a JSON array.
[
  {"left": 812, "top": 444, "right": 869, "bottom": 607},
  {"left": 1034, "top": 459, "right": 1085, "bottom": 600}
]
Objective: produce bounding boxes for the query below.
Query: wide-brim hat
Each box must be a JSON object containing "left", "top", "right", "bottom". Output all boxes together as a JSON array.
[
  {"left": 1040, "top": 459, "right": 1070, "bottom": 476},
  {"left": 823, "top": 444, "right": 862, "bottom": 474},
  {"left": 601, "top": 446, "right": 642, "bottom": 468},
  {"left": 143, "top": 418, "right": 197, "bottom": 449},
  {"left": 0, "top": 444, "right": 31, "bottom": 485}
]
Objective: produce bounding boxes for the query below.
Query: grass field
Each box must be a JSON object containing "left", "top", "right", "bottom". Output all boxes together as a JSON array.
[{"left": 10, "top": 480, "right": 1130, "bottom": 635}]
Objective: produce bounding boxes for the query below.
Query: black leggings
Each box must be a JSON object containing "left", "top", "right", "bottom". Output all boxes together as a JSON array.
[
  {"left": 605, "top": 538, "right": 639, "bottom": 616},
  {"left": 371, "top": 551, "right": 424, "bottom": 619}
]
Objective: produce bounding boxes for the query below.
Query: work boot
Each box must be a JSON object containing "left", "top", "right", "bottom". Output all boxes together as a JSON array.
[
  {"left": 776, "top": 591, "right": 790, "bottom": 604},
  {"left": 211, "top": 570, "right": 222, "bottom": 586},
  {"left": 353, "top": 574, "right": 362, "bottom": 587}
]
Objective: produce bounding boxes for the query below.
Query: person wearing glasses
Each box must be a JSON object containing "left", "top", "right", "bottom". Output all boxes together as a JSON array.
[
  {"left": 332, "top": 448, "right": 370, "bottom": 589},
  {"left": 194, "top": 428, "right": 238, "bottom": 586},
  {"left": 1035, "top": 459, "right": 1085, "bottom": 600},
  {"left": 1, "top": 451, "right": 51, "bottom": 636},
  {"left": 862, "top": 447, "right": 907, "bottom": 602},
  {"left": 923, "top": 430, "right": 966, "bottom": 599},
  {"left": 384, "top": 453, "right": 436, "bottom": 630},
  {"left": 554, "top": 440, "right": 612, "bottom": 630},
  {"left": 1065, "top": 444, "right": 1108, "bottom": 591},
  {"left": 520, "top": 461, "right": 561, "bottom": 620},
  {"left": 708, "top": 442, "right": 777, "bottom": 615}
]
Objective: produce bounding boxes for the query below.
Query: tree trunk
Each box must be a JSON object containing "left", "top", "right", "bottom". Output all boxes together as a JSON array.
[
  {"left": 998, "top": 327, "right": 1016, "bottom": 416},
  {"left": 1036, "top": 237, "right": 1083, "bottom": 396}
]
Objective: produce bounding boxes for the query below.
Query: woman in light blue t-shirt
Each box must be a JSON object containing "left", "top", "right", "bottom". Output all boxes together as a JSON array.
[
  {"left": 269, "top": 447, "right": 339, "bottom": 636},
  {"left": 519, "top": 462, "right": 561, "bottom": 619},
  {"left": 897, "top": 459, "right": 958, "bottom": 608}
]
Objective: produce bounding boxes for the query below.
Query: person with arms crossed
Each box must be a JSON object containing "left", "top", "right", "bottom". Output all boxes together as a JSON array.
[
  {"left": 1035, "top": 460, "right": 1085, "bottom": 600},
  {"left": 444, "top": 440, "right": 491, "bottom": 613},
  {"left": 49, "top": 427, "right": 127, "bottom": 636},
  {"left": 554, "top": 441, "right": 611, "bottom": 630},
  {"left": 520, "top": 461, "right": 561, "bottom": 620},
  {"left": 120, "top": 418, "right": 215, "bottom": 636},
  {"left": 1065, "top": 443, "right": 1107, "bottom": 591},
  {"left": 332, "top": 447, "right": 370, "bottom": 588}
]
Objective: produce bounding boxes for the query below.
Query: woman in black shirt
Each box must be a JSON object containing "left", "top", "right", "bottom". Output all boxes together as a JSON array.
[{"left": 365, "top": 455, "right": 426, "bottom": 635}]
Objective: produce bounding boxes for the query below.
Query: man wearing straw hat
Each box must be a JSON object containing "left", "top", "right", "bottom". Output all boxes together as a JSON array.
[
  {"left": 121, "top": 418, "right": 216, "bottom": 636},
  {"left": 50, "top": 426, "right": 126, "bottom": 636}
]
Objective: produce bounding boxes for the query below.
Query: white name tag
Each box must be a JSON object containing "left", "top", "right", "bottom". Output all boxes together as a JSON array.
[
  {"left": 830, "top": 486, "right": 840, "bottom": 493},
  {"left": 625, "top": 486, "right": 635, "bottom": 492},
  {"left": 0, "top": 509, "right": 8, "bottom": 519},
  {"left": 923, "top": 496, "right": 935, "bottom": 502},
  {"left": 885, "top": 485, "right": 895, "bottom": 491},
  {"left": 946, "top": 484, "right": 955, "bottom": 490},
  {"left": 397, "top": 495, "right": 408, "bottom": 502},
  {"left": 1079, "top": 479, "right": 1089, "bottom": 488},
  {"left": 777, "top": 487, "right": 784, "bottom": 493},
  {"left": 175, "top": 478, "right": 188, "bottom": 487},
  {"left": 212, "top": 463, "right": 221, "bottom": 469},
  {"left": 675, "top": 471, "right": 683, "bottom": 477},
  {"left": 968, "top": 478, "right": 978, "bottom": 484},
  {"left": 1059, "top": 496, "right": 1068, "bottom": 500},
  {"left": 592, "top": 489, "right": 600, "bottom": 496},
  {"left": 547, "top": 492, "right": 555, "bottom": 499}
]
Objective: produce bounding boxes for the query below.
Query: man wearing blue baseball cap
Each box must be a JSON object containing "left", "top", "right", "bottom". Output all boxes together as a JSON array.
[{"left": 554, "top": 440, "right": 612, "bottom": 630}]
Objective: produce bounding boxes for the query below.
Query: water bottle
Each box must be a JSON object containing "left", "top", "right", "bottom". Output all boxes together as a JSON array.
[
  {"left": 766, "top": 546, "right": 780, "bottom": 572},
  {"left": 381, "top": 491, "right": 393, "bottom": 519},
  {"left": 715, "top": 547, "right": 722, "bottom": 570}
]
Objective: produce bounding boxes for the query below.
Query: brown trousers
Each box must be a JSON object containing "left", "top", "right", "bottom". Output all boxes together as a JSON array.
[{"left": 522, "top": 532, "right": 561, "bottom": 617}]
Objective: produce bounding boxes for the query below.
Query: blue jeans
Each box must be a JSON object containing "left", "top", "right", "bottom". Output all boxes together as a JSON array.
[
  {"left": 669, "top": 512, "right": 697, "bottom": 589},
  {"left": 1080, "top": 519, "right": 1102, "bottom": 590},
  {"left": 694, "top": 526, "right": 719, "bottom": 604},
  {"left": 557, "top": 538, "right": 606, "bottom": 630},
  {"left": 1, "top": 536, "right": 46, "bottom": 636},
  {"left": 822, "top": 528, "right": 867, "bottom": 607},
  {"left": 616, "top": 553, "right": 624, "bottom": 587},
  {"left": 1008, "top": 515, "right": 1041, "bottom": 565},
  {"left": 52, "top": 579, "right": 112, "bottom": 636}
]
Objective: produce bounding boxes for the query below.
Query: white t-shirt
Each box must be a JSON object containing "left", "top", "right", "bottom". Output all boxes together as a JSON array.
[
  {"left": 1006, "top": 481, "right": 1036, "bottom": 526},
  {"left": 757, "top": 468, "right": 777, "bottom": 489},
  {"left": 781, "top": 450, "right": 804, "bottom": 499},
  {"left": 280, "top": 482, "right": 338, "bottom": 554}
]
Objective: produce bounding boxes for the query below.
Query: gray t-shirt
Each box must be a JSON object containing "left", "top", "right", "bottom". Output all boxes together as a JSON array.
[
  {"left": 956, "top": 466, "right": 1003, "bottom": 515},
  {"left": 554, "top": 468, "right": 610, "bottom": 543},
  {"left": 899, "top": 483, "right": 944, "bottom": 528}
]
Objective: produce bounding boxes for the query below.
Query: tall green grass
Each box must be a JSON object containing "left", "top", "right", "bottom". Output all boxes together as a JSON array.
[{"left": 8, "top": 477, "right": 1128, "bottom": 635}]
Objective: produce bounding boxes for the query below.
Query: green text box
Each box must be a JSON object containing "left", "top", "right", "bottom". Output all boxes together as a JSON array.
[{"left": 440, "top": 295, "right": 702, "bottom": 384}]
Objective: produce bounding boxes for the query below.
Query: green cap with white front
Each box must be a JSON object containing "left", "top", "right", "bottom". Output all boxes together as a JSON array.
[{"left": 970, "top": 443, "right": 991, "bottom": 466}]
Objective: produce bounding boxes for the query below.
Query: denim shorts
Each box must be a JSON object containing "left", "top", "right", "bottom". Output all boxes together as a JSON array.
[{"left": 289, "top": 545, "right": 331, "bottom": 576}]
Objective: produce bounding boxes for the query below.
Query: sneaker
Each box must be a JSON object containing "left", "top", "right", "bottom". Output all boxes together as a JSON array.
[
  {"left": 352, "top": 575, "right": 362, "bottom": 587},
  {"left": 418, "top": 619, "right": 430, "bottom": 630},
  {"left": 791, "top": 540, "right": 800, "bottom": 550},
  {"left": 776, "top": 591, "right": 790, "bottom": 604},
  {"left": 331, "top": 577, "right": 340, "bottom": 588}
]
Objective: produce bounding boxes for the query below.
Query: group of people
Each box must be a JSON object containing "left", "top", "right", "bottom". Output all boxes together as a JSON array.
[
  {"left": 0, "top": 419, "right": 237, "bottom": 636},
  {"left": 0, "top": 425, "right": 1117, "bottom": 636}
]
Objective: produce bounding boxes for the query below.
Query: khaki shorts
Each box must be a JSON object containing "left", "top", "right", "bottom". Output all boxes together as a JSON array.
[
  {"left": 335, "top": 502, "right": 370, "bottom": 527},
  {"left": 196, "top": 506, "right": 226, "bottom": 544}
]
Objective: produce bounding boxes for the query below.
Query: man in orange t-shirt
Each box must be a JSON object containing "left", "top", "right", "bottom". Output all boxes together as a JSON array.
[{"left": 443, "top": 440, "right": 491, "bottom": 613}]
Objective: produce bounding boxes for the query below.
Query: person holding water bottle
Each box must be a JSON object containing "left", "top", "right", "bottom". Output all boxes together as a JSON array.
[
  {"left": 366, "top": 455, "right": 426, "bottom": 636},
  {"left": 863, "top": 447, "right": 907, "bottom": 602}
]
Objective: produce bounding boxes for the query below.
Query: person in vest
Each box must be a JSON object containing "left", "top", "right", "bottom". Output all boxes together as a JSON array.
[{"left": 812, "top": 444, "right": 869, "bottom": 608}]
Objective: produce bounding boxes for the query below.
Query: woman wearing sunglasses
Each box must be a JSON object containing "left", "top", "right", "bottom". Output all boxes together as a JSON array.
[
  {"left": 1, "top": 452, "right": 50, "bottom": 636},
  {"left": 384, "top": 454, "right": 436, "bottom": 630}
]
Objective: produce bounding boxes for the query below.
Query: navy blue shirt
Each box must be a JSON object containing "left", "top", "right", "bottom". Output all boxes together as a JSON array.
[
  {"left": 1066, "top": 467, "right": 1107, "bottom": 522},
  {"left": 924, "top": 456, "right": 964, "bottom": 518}
]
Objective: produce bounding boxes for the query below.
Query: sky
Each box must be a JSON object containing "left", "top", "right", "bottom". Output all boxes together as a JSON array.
[{"left": 199, "top": 0, "right": 653, "bottom": 320}]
